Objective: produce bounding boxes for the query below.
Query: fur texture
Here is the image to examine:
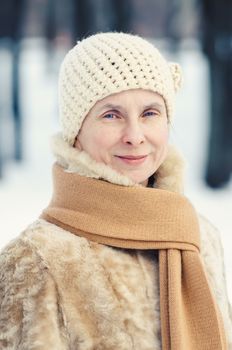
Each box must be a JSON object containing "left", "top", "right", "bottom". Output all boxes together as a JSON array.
[
  {"left": 0, "top": 134, "right": 231, "bottom": 349},
  {"left": 51, "top": 132, "right": 185, "bottom": 192}
]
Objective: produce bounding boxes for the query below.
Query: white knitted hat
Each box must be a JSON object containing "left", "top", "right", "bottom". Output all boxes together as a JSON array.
[{"left": 58, "top": 32, "right": 182, "bottom": 145}]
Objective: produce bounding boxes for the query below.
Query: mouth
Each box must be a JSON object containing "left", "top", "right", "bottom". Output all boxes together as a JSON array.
[
  {"left": 115, "top": 155, "right": 148, "bottom": 165},
  {"left": 116, "top": 155, "right": 147, "bottom": 160}
]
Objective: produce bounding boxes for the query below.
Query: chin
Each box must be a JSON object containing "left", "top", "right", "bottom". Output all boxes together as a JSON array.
[
  {"left": 113, "top": 162, "right": 152, "bottom": 184},
  {"left": 126, "top": 172, "right": 150, "bottom": 185}
]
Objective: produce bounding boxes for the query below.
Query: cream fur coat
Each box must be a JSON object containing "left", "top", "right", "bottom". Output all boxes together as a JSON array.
[{"left": 0, "top": 133, "right": 232, "bottom": 350}]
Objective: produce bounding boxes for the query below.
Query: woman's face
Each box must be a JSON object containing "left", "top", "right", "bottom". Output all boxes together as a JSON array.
[{"left": 74, "top": 89, "right": 169, "bottom": 186}]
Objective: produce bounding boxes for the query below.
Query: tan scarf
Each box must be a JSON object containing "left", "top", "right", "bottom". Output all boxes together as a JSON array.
[{"left": 41, "top": 163, "right": 227, "bottom": 349}]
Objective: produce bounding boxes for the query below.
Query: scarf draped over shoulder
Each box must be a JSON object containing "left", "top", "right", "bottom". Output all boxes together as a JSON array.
[{"left": 41, "top": 163, "right": 227, "bottom": 350}]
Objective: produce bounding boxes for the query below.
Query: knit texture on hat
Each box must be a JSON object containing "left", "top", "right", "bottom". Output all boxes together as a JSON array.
[{"left": 58, "top": 32, "right": 182, "bottom": 145}]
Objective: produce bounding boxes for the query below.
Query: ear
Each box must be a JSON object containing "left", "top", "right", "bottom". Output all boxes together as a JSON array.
[{"left": 169, "top": 62, "right": 183, "bottom": 92}]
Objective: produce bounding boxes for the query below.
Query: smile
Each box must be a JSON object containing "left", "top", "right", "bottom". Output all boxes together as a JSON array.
[{"left": 116, "top": 155, "right": 148, "bottom": 165}]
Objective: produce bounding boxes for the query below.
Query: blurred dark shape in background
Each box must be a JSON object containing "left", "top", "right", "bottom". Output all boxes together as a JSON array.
[
  {"left": 199, "top": 0, "right": 232, "bottom": 188},
  {"left": 0, "top": 0, "right": 231, "bottom": 188},
  {"left": 72, "top": 0, "right": 132, "bottom": 41},
  {"left": 0, "top": 0, "right": 25, "bottom": 177}
]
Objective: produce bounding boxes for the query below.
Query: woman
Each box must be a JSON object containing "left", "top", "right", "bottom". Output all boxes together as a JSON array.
[{"left": 0, "top": 32, "right": 231, "bottom": 349}]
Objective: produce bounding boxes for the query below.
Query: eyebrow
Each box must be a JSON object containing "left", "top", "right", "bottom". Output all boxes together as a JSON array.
[
  {"left": 142, "top": 103, "right": 165, "bottom": 111},
  {"left": 96, "top": 102, "right": 165, "bottom": 114},
  {"left": 97, "top": 104, "right": 125, "bottom": 113}
]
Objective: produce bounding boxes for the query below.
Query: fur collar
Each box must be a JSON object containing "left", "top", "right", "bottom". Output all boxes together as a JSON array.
[{"left": 51, "top": 132, "right": 185, "bottom": 193}]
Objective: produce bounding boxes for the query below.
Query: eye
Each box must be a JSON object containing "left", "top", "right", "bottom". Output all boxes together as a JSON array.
[
  {"left": 143, "top": 110, "right": 159, "bottom": 117},
  {"left": 102, "top": 113, "right": 118, "bottom": 119}
]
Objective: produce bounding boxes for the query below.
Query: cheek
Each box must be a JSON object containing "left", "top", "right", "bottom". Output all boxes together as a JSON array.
[
  {"left": 161, "top": 128, "right": 169, "bottom": 145},
  {"left": 95, "top": 130, "right": 114, "bottom": 148},
  {"left": 150, "top": 125, "right": 169, "bottom": 147},
  {"left": 88, "top": 129, "right": 117, "bottom": 156}
]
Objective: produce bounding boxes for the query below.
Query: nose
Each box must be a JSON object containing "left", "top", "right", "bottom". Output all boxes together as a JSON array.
[{"left": 121, "top": 121, "right": 145, "bottom": 146}]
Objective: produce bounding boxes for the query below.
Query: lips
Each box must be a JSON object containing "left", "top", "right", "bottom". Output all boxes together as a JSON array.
[
  {"left": 115, "top": 155, "right": 148, "bottom": 165},
  {"left": 117, "top": 155, "right": 147, "bottom": 159}
]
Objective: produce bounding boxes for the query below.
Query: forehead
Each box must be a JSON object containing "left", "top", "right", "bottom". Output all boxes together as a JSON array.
[{"left": 91, "top": 89, "right": 165, "bottom": 113}]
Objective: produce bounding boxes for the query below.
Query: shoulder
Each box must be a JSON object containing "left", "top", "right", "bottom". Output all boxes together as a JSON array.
[
  {"left": 0, "top": 223, "right": 47, "bottom": 289},
  {"left": 0, "top": 219, "right": 91, "bottom": 274},
  {"left": 197, "top": 214, "right": 232, "bottom": 345},
  {"left": 197, "top": 213, "right": 226, "bottom": 289},
  {"left": 198, "top": 213, "right": 224, "bottom": 259},
  {"left": 0, "top": 220, "right": 62, "bottom": 304},
  {"left": 0, "top": 220, "right": 78, "bottom": 348},
  {"left": 0, "top": 219, "right": 93, "bottom": 306},
  {"left": 0, "top": 222, "right": 50, "bottom": 346}
]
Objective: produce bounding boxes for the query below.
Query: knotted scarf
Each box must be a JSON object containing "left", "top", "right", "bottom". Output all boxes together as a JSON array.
[{"left": 41, "top": 163, "right": 227, "bottom": 349}]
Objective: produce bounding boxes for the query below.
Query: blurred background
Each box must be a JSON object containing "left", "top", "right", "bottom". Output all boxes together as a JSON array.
[{"left": 0, "top": 0, "right": 231, "bottom": 299}]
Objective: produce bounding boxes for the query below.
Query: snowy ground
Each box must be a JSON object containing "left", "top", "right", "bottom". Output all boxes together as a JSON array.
[{"left": 0, "top": 38, "right": 231, "bottom": 302}]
